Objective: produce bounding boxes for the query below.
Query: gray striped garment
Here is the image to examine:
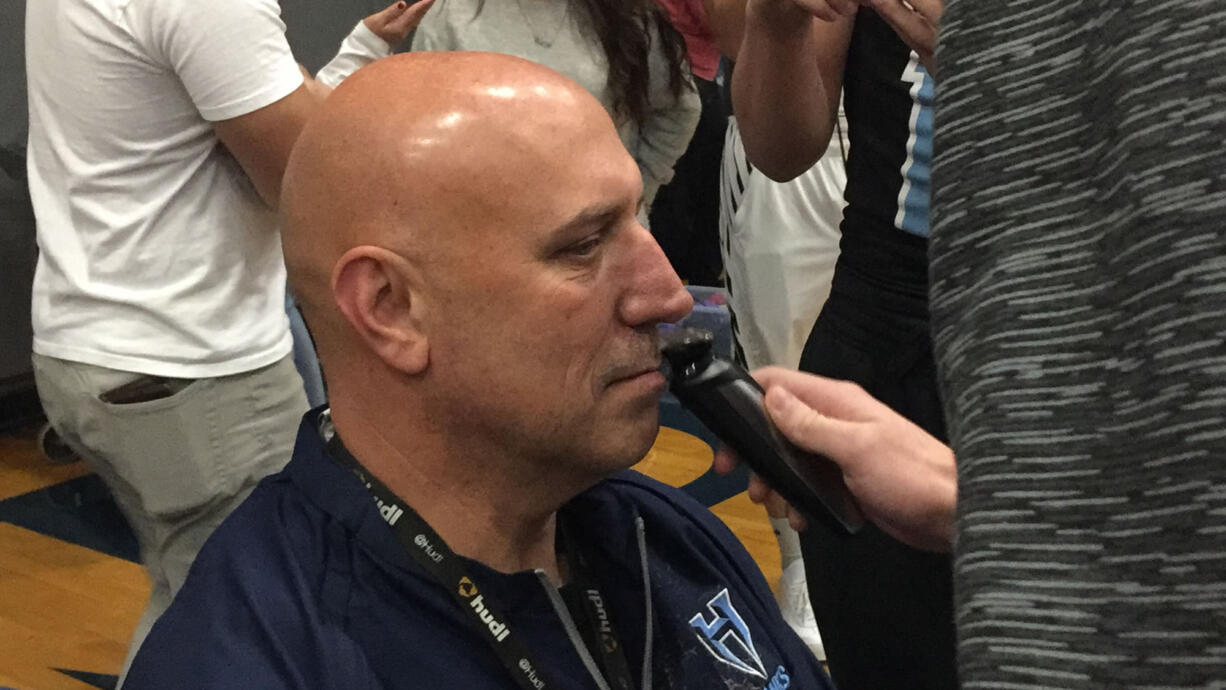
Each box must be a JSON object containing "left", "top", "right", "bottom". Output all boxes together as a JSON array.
[{"left": 929, "top": 1, "right": 1226, "bottom": 687}]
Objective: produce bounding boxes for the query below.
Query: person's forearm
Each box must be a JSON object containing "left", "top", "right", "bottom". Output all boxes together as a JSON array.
[
  {"left": 732, "top": 0, "right": 835, "bottom": 181},
  {"left": 298, "top": 65, "right": 333, "bottom": 102},
  {"left": 704, "top": 0, "right": 750, "bottom": 62},
  {"left": 316, "top": 21, "right": 393, "bottom": 88}
]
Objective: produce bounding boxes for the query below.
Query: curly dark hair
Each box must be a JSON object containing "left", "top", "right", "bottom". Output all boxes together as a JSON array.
[{"left": 474, "top": 0, "right": 691, "bottom": 131}]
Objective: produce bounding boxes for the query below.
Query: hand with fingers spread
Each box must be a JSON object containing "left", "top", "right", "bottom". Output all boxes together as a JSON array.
[
  {"left": 861, "top": 0, "right": 941, "bottom": 73},
  {"left": 714, "top": 367, "right": 957, "bottom": 552},
  {"left": 364, "top": 0, "right": 437, "bottom": 49}
]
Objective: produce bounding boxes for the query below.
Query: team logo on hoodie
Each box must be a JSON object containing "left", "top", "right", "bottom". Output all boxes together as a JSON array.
[{"left": 689, "top": 588, "right": 767, "bottom": 679}]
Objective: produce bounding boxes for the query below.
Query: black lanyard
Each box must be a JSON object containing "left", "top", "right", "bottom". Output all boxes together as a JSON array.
[
  {"left": 558, "top": 523, "right": 637, "bottom": 690},
  {"left": 322, "top": 421, "right": 637, "bottom": 690}
]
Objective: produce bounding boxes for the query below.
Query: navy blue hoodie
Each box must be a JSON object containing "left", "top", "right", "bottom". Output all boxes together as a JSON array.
[{"left": 126, "top": 412, "right": 832, "bottom": 689}]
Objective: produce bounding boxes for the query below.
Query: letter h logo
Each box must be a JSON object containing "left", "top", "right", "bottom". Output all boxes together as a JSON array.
[{"left": 689, "top": 588, "right": 766, "bottom": 679}]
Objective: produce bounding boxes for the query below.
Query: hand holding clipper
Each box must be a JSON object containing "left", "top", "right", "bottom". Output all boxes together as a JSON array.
[{"left": 660, "top": 328, "right": 865, "bottom": 534}]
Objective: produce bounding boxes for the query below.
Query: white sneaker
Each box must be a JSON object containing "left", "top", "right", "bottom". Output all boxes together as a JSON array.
[{"left": 776, "top": 559, "right": 826, "bottom": 661}]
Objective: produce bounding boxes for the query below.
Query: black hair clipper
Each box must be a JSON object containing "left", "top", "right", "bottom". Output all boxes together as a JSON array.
[{"left": 660, "top": 328, "right": 864, "bottom": 534}]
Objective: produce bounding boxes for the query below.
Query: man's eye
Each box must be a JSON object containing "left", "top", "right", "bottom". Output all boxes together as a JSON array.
[{"left": 566, "top": 236, "right": 602, "bottom": 258}]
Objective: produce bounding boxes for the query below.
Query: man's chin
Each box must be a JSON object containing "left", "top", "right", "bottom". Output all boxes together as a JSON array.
[
  {"left": 622, "top": 417, "right": 662, "bottom": 468},
  {"left": 585, "top": 416, "right": 660, "bottom": 473}
]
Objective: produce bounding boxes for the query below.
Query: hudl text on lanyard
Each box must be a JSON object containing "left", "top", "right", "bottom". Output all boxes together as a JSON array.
[{"left": 323, "top": 426, "right": 636, "bottom": 690}]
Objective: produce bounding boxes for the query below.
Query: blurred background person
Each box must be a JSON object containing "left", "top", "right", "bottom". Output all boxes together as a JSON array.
[
  {"left": 23, "top": 0, "right": 428, "bottom": 681},
  {"left": 703, "top": 0, "right": 851, "bottom": 662},
  {"left": 730, "top": 0, "right": 957, "bottom": 687},
  {"left": 649, "top": 0, "right": 727, "bottom": 287},
  {"left": 717, "top": 104, "right": 849, "bottom": 664},
  {"left": 410, "top": 0, "right": 700, "bottom": 223}
]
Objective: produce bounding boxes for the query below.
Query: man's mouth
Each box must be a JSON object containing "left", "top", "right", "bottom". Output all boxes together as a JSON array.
[
  {"left": 603, "top": 357, "right": 666, "bottom": 390},
  {"left": 606, "top": 361, "right": 663, "bottom": 385}
]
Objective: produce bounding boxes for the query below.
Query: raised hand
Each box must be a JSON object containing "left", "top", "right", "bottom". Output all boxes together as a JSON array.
[{"left": 363, "top": 0, "right": 437, "bottom": 49}]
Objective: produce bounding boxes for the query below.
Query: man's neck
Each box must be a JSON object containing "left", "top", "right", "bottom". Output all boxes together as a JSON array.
[{"left": 330, "top": 406, "right": 570, "bottom": 584}]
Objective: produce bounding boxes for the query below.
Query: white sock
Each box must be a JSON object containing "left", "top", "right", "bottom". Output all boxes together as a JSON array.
[{"left": 770, "top": 517, "right": 803, "bottom": 567}]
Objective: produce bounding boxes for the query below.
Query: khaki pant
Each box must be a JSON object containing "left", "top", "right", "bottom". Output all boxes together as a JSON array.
[{"left": 31, "top": 353, "right": 309, "bottom": 684}]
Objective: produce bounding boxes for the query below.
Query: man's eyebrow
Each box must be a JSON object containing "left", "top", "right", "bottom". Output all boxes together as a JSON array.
[{"left": 551, "top": 200, "right": 624, "bottom": 238}]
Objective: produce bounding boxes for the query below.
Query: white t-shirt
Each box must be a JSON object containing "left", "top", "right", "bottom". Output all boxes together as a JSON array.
[{"left": 25, "top": 0, "right": 304, "bottom": 378}]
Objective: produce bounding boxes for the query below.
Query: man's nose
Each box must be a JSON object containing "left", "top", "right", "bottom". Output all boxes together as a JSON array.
[{"left": 618, "top": 225, "right": 693, "bottom": 328}]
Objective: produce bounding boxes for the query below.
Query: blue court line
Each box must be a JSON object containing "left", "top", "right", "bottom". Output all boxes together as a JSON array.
[
  {"left": 0, "top": 473, "right": 139, "bottom": 563},
  {"left": 54, "top": 668, "right": 116, "bottom": 689}
]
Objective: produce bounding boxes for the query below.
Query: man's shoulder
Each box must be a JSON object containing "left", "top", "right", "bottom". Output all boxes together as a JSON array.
[
  {"left": 124, "top": 459, "right": 375, "bottom": 687},
  {"left": 599, "top": 470, "right": 714, "bottom": 520},
  {"left": 157, "top": 466, "right": 330, "bottom": 607},
  {"left": 593, "top": 471, "right": 788, "bottom": 618},
  {"left": 592, "top": 471, "right": 759, "bottom": 569},
  {"left": 191, "top": 442, "right": 374, "bottom": 582}
]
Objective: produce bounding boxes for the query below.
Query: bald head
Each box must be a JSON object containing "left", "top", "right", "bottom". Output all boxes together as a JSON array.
[
  {"left": 281, "top": 52, "right": 624, "bottom": 363},
  {"left": 281, "top": 50, "right": 691, "bottom": 487}
]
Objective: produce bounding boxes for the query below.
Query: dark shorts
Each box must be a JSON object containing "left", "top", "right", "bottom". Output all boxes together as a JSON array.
[{"left": 796, "top": 225, "right": 958, "bottom": 690}]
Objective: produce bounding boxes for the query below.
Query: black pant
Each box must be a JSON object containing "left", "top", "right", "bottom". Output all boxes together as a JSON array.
[
  {"left": 796, "top": 233, "right": 958, "bottom": 690},
  {"left": 649, "top": 77, "right": 727, "bottom": 287}
]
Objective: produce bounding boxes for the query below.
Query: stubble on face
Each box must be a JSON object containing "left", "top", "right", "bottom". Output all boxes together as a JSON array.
[{"left": 400, "top": 77, "right": 673, "bottom": 480}]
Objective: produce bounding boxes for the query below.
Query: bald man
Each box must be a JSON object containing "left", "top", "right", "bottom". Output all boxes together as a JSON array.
[{"left": 124, "top": 53, "right": 831, "bottom": 690}]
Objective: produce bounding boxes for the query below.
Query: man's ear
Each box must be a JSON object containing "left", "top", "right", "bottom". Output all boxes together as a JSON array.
[{"left": 331, "top": 245, "right": 429, "bottom": 375}]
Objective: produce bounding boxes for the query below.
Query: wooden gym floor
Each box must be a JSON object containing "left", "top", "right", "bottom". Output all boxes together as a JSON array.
[{"left": 0, "top": 413, "right": 780, "bottom": 690}]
